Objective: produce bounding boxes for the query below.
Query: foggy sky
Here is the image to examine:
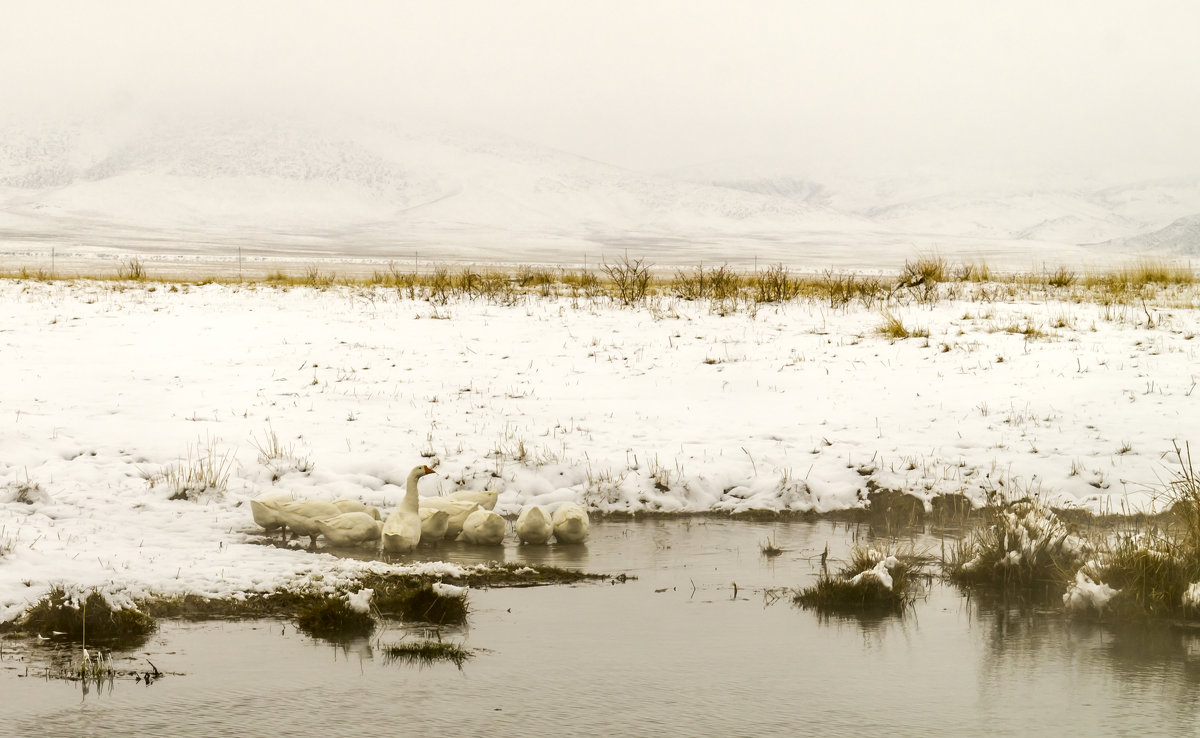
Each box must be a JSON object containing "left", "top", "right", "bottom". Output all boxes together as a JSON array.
[{"left": 4, "top": 0, "right": 1200, "bottom": 185}]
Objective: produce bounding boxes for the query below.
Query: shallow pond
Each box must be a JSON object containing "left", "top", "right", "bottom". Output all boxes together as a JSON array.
[{"left": 4, "top": 519, "right": 1200, "bottom": 737}]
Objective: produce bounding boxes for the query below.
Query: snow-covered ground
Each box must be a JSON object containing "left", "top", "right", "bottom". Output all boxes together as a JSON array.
[{"left": 3, "top": 279, "right": 1200, "bottom": 622}]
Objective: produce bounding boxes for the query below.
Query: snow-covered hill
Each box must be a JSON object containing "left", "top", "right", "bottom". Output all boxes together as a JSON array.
[
  {"left": 0, "top": 114, "right": 1198, "bottom": 268},
  {"left": 1100, "top": 213, "right": 1200, "bottom": 254}
]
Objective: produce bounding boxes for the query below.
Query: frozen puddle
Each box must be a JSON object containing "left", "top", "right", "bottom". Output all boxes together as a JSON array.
[{"left": 4, "top": 519, "right": 1200, "bottom": 737}]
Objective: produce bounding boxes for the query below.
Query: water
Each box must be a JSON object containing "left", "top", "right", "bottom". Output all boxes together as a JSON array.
[{"left": 4, "top": 519, "right": 1200, "bottom": 737}]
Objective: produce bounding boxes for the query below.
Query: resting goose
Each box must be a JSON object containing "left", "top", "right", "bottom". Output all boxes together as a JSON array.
[
  {"left": 459, "top": 509, "right": 506, "bottom": 545},
  {"left": 446, "top": 489, "right": 500, "bottom": 511},
  {"left": 515, "top": 505, "right": 553, "bottom": 545},
  {"left": 552, "top": 503, "right": 590, "bottom": 544},
  {"left": 419, "top": 497, "right": 481, "bottom": 540},
  {"left": 381, "top": 465, "right": 436, "bottom": 553},
  {"left": 315, "top": 512, "right": 382, "bottom": 547},
  {"left": 332, "top": 499, "right": 382, "bottom": 520},
  {"left": 419, "top": 508, "right": 450, "bottom": 543}
]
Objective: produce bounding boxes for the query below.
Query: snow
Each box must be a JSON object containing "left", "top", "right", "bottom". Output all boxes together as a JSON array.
[
  {"left": 1183, "top": 582, "right": 1200, "bottom": 611},
  {"left": 431, "top": 583, "right": 468, "bottom": 599},
  {"left": 1063, "top": 571, "right": 1120, "bottom": 614},
  {"left": 848, "top": 554, "right": 902, "bottom": 590},
  {"left": 345, "top": 587, "right": 373, "bottom": 614},
  {"left": 2, "top": 279, "right": 1200, "bottom": 623}
]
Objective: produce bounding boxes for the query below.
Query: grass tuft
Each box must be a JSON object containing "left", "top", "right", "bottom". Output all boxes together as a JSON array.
[
  {"left": 382, "top": 640, "right": 472, "bottom": 669},
  {"left": 947, "top": 499, "right": 1089, "bottom": 591},
  {"left": 1070, "top": 442, "right": 1200, "bottom": 619},
  {"left": 760, "top": 534, "right": 783, "bottom": 557},
  {"left": 142, "top": 439, "right": 235, "bottom": 501},
  {"left": 295, "top": 597, "right": 375, "bottom": 640},
  {"left": 794, "top": 543, "right": 925, "bottom": 614},
  {"left": 18, "top": 587, "right": 156, "bottom": 642},
  {"left": 877, "top": 312, "right": 929, "bottom": 339},
  {"left": 367, "top": 582, "right": 469, "bottom": 625}
]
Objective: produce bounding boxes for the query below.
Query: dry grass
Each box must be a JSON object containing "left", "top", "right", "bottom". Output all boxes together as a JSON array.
[
  {"left": 877, "top": 312, "right": 929, "bottom": 339},
  {"left": 141, "top": 439, "right": 235, "bottom": 501},
  {"left": 3, "top": 256, "right": 1199, "bottom": 316}
]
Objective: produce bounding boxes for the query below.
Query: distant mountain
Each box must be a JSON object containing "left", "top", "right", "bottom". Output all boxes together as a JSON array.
[
  {"left": 704, "top": 177, "right": 831, "bottom": 206},
  {"left": 1, "top": 114, "right": 1199, "bottom": 268},
  {"left": 1100, "top": 213, "right": 1200, "bottom": 254},
  {"left": 0, "top": 116, "right": 880, "bottom": 259}
]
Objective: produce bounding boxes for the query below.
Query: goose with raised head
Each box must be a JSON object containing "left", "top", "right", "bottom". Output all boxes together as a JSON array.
[
  {"left": 459, "top": 509, "right": 506, "bottom": 545},
  {"left": 381, "top": 465, "right": 436, "bottom": 553},
  {"left": 446, "top": 489, "right": 500, "bottom": 511},
  {"left": 419, "top": 507, "right": 450, "bottom": 543},
  {"left": 271, "top": 499, "right": 343, "bottom": 547},
  {"left": 315, "top": 512, "right": 382, "bottom": 547},
  {"left": 552, "top": 503, "right": 590, "bottom": 544},
  {"left": 332, "top": 499, "right": 381, "bottom": 520},
  {"left": 419, "top": 497, "right": 481, "bottom": 540},
  {"left": 250, "top": 492, "right": 293, "bottom": 539},
  {"left": 515, "top": 505, "right": 553, "bottom": 545}
]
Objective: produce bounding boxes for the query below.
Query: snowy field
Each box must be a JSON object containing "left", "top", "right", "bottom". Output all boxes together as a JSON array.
[{"left": 3, "top": 277, "right": 1200, "bottom": 622}]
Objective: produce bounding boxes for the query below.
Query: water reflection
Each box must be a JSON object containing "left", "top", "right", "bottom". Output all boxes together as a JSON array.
[{"left": 7, "top": 519, "right": 1200, "bottom": 736}]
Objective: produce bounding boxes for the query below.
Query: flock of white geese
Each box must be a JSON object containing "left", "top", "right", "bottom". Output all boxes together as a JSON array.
[{"left": 249, "top": 464, "right": 590, "bottom": 552}]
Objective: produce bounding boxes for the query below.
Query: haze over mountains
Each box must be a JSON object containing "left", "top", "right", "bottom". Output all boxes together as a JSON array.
[{"left": 2, "top": 114, "right": 1199, "bottom": 269}]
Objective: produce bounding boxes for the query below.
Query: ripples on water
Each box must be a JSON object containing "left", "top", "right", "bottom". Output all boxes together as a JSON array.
[{"left": 4, "top": 519, "right": 1200, "bottom": 737}]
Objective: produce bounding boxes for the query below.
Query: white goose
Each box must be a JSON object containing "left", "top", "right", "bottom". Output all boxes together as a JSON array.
[
  {"left": 315, "top": 512, "right": 382, "bottom": 547},
  {"left": 459, "top": 509, "right": 507, "bottom": 545},
  {"left": 515, "top": 505, "right": 553, "bottom": 545},
  {"left": 332, "top": 499, "right": 382, "bottom": 520},
  {"left": 381, "top": 465, "right": 436, "bottom": 553},
  {"left": 552, "top": 503, "right": 590, "bottom": 544},
  {"left": 446, "top": 489, "right": 500, "bottom": 511},
  {"left": 419, "top": 497, "right": 481, "bottom": 540},
  {"left": 419, "top": 508, "right": 450, "bottom": 543},
  {"left": 271, "top": 499, "right": 342, "bottom": 547},
  {"left": 250, "top": 492, "right": 293, "bottom": 538}
]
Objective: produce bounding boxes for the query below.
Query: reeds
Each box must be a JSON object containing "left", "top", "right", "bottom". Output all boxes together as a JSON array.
[{"left": 946, "top": 499, "right": 1089, "bottom": 591}]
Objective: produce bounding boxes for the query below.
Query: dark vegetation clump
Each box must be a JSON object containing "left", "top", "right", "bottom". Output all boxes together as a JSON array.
[
  {"left": 17, "top": 587, "right": 155, "bottom": 642},
  {"left": 794, "top": 544, "right": 925, "bottom": 615},
  {"left": 364, "top": 581, "right": 468, "bottom": 625},
  {"left": 382, "top": 641, "right": 472, "bottom": 669},
  {"left": 295, "top": 597, "right": 375, "bottom": 640}
]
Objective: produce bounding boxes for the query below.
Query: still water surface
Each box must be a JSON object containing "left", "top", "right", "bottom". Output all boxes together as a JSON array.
[{"left": 4, "top": 519, "right": 1200, "bottom": 737}]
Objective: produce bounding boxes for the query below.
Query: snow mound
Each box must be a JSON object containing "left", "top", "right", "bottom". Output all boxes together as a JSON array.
[
  {"left": 848, "top": 554, "right": 901, "bottom": 590},
  {"left": 1063, "top": 571, "right": 1119, "bottom": 614}
]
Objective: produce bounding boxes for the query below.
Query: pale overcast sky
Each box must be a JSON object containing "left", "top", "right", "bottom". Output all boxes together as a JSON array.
[{"left": 4, "top": 1, "right": 1199, "bottom": 184}]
